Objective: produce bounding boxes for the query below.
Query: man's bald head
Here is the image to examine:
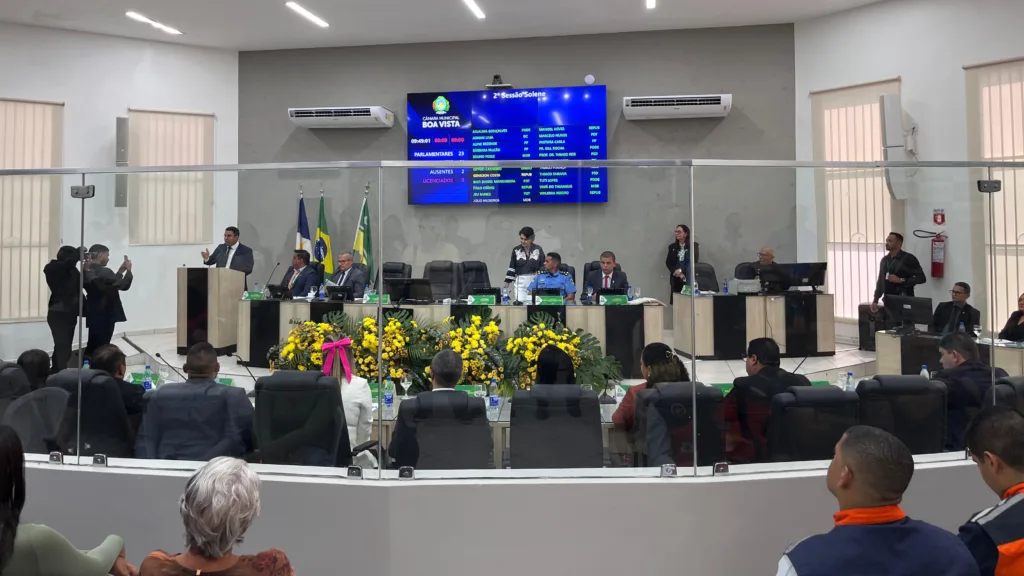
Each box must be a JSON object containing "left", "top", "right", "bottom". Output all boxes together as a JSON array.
[{"left": 758, "top": 247, "right": 776, "bottom": 266}]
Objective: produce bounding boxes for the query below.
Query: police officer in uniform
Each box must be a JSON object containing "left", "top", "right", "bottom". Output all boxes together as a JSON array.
[{"left": 528, "top": 252, "right": 576, "bottom": 302}]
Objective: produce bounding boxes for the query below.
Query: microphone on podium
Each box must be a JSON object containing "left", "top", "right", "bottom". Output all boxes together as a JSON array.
[{"left": 262, "top": 262, "right": 281, "bottom": 289}]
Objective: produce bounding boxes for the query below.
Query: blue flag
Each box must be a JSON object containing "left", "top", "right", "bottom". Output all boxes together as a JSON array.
[{"left": 296, "top": 196, "right": 312, "bottom": 254}]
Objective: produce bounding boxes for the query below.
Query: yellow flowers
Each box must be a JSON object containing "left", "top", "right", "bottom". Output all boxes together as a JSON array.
[{"left": 269, "top": 314, "right": 348, "bottom": 372}]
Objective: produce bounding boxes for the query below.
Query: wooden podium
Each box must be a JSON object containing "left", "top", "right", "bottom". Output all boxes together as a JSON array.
[{"left": 177, "top": 267, "right": 244, "bottom": 356}]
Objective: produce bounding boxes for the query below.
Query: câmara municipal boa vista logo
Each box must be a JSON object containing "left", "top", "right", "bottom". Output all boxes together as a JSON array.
[{"left": 432, "top": 95, "right": 450, "bottom": 115}]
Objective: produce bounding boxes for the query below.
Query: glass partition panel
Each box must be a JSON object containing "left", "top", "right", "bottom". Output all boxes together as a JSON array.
[{"left": 375, "top": 162, "right": 693, "bottom": 477}]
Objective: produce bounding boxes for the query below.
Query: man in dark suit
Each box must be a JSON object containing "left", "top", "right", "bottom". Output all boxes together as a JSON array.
[
  {"left": 84, "top": 244, "right": 133, "bottom": 355},
  {"left": 201, "top": 226, "right": 254, "bottom": 277},
  {"left": 722, "top": 337, "right": 811, "bottom": 463},
  {"left": 89, "top": 344, "right": 146, "bottom": 429},
  {"left": 280, "top": 249, "right": 319, "bottom": 297},
  {"left": 584, "top": 251, "right": 629, "bottom": 294},
  {"left": 935, "top": 332, "right": 1008, "bottom": 451},
  {"left": 328, "top": 251, "right": 366, "bottom": 298},
  {"left": 932, "top": 281, "right": 981, "bottom": 334}
]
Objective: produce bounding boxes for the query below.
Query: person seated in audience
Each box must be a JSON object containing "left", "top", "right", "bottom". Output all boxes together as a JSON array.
[
  {"left": 736, "top": 247, "right": 776, "bottom": 280},
  {"left": 934, "top": 332, "right": 1008, "bottom": 451},
  {"left": 536, "top": 345, "right": 576, "bottom": 384},
  {"left": 88, "top": 344, "right": 146, "bottom": 428},
  {"left": 389, "top": 349, "right": 466, "bottom": 468},
  {"left": 776, "top": 425, "right": 977, "bottom": 576},
  {"left": 140, "top": 457, "right": 293, "bottom": 576},
  {"left": 723, "top": 337, "right": 811, "bottom": 463},
  {"left": 134, "top": 343, "right": 254, "bottom": 460},
  {"left": 612, "top": 342, "right": 690, "bottom": 431},
  {"left": 958, "top": 406, "right": 1024, "bottom": 576},
  {"left": 0, "top": 424, "right": 138, "bottom": 576},
  {"left": 998, "top": 293, "right": 1024, "bottom": 342},
  {"left": 16, "top": 349, "right": 50, "bottom": 391},
  {"left": 583, "top": 251, "right": 628, "bottom": 295},
  {"left": 933, "top": 282, "right": 982, "bottom": 335}
]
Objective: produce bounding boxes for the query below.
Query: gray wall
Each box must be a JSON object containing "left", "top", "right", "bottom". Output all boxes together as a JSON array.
[{"left": 237, "top": 26, "right": 796, "bottom": 302}]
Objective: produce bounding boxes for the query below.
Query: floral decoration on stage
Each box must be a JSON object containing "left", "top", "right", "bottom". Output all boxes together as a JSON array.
[{"left": 267, "top": 311, "right": 347, "bottom": 372}]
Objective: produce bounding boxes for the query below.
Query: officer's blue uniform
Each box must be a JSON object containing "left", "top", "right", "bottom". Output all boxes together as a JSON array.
[{"left": 528, "top": 270, "right": 576, "bottom": 298}]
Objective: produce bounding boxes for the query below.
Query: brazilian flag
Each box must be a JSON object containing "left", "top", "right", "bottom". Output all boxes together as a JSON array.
[{"left": 314, "top": 195, "right": 333, "bottom": 274}]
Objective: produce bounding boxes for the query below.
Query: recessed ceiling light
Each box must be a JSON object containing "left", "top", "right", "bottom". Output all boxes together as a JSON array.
[
  {"left": 285, "top": 2, "right": 330, "bottom": 28},
  {"left": 646, "top": 0, "right": 656, "bottom": 8},
  {"left": 125, "top": 11, "right": 183, "bottom": 35},
  {"left": 462, "top": 0, "right": 486, "bottom": 19}
]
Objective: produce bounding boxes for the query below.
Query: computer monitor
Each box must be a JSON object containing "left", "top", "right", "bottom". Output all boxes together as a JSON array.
[
  {"left": 758, "top": 264, "right": 792, "bottom": 294},
  {"left": 326, "top": 285, "right": 353, "bottom": 302},
  {"left": 885, "top": 295, "right": 933, "bottom": 333},
  {"left": 786, "top": 262, "right": 828, "bottom": 290},
  {"left": 385, "top": 278, "right": 433, "bottom": 303}
]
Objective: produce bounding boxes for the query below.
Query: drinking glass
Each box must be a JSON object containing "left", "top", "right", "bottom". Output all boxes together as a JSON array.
[
  {"left": 586, "top": 286, "right": 594, "bottom": 303},
  {"left": 634, "top": 286, "right": 643, "bottom": 299},
  {"left": 581, "top": 383, "right": 594, "bottom": 393},
  {"left": 973, "top": 324, "right": 983, "bottom": 339},
  {"left": 473, "top": 384, "right": 485, "bottom": 398}
]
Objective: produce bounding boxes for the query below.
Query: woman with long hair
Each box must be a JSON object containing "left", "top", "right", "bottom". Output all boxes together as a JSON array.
[
  {"left": 665, "top": 224, "right": 700, "bottom": 301},
  {"left": 0, "top": 425, "right": 136, "bottom": 576},
  {"left": 611, "top": 342, "right": 689, "bottom": 430},
  {"left": 44, "top": 245, "right": 86, "bottom": 373},
  {"left": 535, "top": 346, "right": 576, "bottom": 385}
]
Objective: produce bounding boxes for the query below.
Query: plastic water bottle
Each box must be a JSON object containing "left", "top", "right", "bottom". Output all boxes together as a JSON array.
[
  {"left": 958, "top": 322, "right": 966, "bottom": 333},
  {"left": 920, "top": 365, "right": 930, "bottom": 378},
  {"left": 251, "top": 282, "right": 260, "bottom": 298},
  {"left": 845, "top": 372, "right": 856, "bottom": 392},
  {"left": 501, "top": 284, "right": 510, "bottom": 305},
  {"left": 82, "top": 360, "right": 90, "bottom": 370},
  {"left": 383, "top": 377, "right": 394, "bottom": 408},
  {"left": 142, "top": 365, "right": 153, "bottom": 390},
  {"left": 487, "top": 378, "right": 500, "bottom": 417},
  {"left": 722, "top": 278, "right": 729, "bottom": 294},
  {"left": 318, "top": 283, "right": 326, "bottom": 300},
  {"left": 627, "top": 285, "right": 635, "bottom": 301}
]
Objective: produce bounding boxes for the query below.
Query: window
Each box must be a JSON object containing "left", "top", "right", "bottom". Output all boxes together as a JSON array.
[
  {"left": 967, "top": 59, "right": 1024, "bottom": 330},
  {"left": 0, "top": 98, "right": 63, "bottom": 321},
  {"left": 128, "top": 109, "right": 214, "bottom": 245},
  {"left": 812, "top": 79, "right": 904, "bottom": 320}
]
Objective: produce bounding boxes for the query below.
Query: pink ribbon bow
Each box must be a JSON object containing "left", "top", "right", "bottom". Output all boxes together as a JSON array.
[{"left": 322, "top": 337, "right": 353, "bottom": 382}]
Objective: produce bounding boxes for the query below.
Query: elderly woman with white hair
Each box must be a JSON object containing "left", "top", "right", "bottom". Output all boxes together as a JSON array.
[{"left": 139, "top": 457, "right": 294, "bottom": 576}]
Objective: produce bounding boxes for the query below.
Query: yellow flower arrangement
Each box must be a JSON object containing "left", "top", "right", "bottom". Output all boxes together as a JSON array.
[
  {"left": 352, "top": 313, "right": 416, "bottom": 382},
  {"left": 268, "top": 318, "right": 342, "bottom": 372},
  {"left": 435, "top": 314, "right": 504, "bottom": 385},
  {"left": 505, "top": 319, "right": 582, "bottom": 386}
]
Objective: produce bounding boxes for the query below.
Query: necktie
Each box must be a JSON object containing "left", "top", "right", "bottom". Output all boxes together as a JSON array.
[
  {"left": 341, "top": 269, "right": 349, "bottom": 286},
  {"left": 288, "top": 270, "right": 296, "bottom": 289},
  {"left": 604, "top": 274, "right": 610, "bottom": 289}
]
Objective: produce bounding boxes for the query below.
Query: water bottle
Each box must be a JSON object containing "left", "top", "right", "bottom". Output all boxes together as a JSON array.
[
  {"left": 958, "top": 322, "right": 966, "bottom": 333},
  {"left": 627, "top": 285, "right": 635, "bottom": 301},
  {"left": 487, "top": 378, "right": 500, "bottom": 417},
  {"left": 318, "top": 283, "right": 326, "bottom": 300},
  {"left": 82, "top": 360, "right": 90, "bottom": 370},
  {"left": 501, "top": 284, "right": 510, "bottom": 305},
  {"left": 920, "top": 365, "right": 930, "bottom": 378},
  {"left": 722, "top": 278, "right": 729, "bottom": 294},
  {"left": 845, "top": 372, "right": 856, "bottom": 392},
  {"left": 383, "top": 377, "right": 394, "bottom": 408},
  {"left": 252, "top": 282, "right": 260, "bottom": 298},
  {"left": 143, "top": 365, "right": 153, "bottom": 390}
]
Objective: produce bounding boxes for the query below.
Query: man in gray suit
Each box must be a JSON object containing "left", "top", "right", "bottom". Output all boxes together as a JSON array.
[
  {"left": 201, "top": 226, "right": 254, "bottom": 277},
  {"left": 329, "top": 251, "right": 366, "bottom": 298},
  {"left": 584, "top": 251, "right": 629, "bottom": 294}
]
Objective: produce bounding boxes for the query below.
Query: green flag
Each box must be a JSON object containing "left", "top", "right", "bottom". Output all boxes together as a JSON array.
[
  {"left": 353, "top": 194, "right": 373, "bottom": 281},
  {"left": 314, "top": 195, "right": 334, "bottom": 274}
]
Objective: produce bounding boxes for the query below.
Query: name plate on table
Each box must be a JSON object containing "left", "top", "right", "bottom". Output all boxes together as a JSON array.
[
  {"left": 599, "top": 294, "right": 628, "bottom": 306},
  {"left": 366, "top": 294, "right": 391, "bottom": 304},
  {"left": 466, "top": 294, "right": 496, "bottom": 305},
  {"left": 534, "top": 295, "right": 564, "bottom": 305},
  {"left": 241, "top": 291, "right": 264, "bottom": 301}
]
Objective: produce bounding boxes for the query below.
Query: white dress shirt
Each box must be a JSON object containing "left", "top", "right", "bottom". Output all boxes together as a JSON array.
[{"left": 776, "top": 555, "right": 797, "bottom": 576}]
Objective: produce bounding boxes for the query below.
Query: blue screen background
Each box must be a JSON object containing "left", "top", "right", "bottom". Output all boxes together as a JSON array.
[{"left": 407, "top": 85, "right": 607, "bottom": 205}]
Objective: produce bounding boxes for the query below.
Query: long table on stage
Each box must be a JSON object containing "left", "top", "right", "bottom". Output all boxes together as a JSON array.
[
  {"left": 673, "top": 293, "right": 835, "bottom": 360},
  {"left": 237, "top": 299, "right": 665, "bottom": 377},
  {"left": 876, "top": 331, "right": 1024, "bottom": 376}
]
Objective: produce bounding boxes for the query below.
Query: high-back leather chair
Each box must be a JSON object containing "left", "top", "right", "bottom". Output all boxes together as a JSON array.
[
  {"left": 857, "top": 375, "right": 947, "bottom": 454},
  {"left": 309, "top": 261, "right": 325, "bottom": 287},
  {"left": 254, "top": 371, "right": 349, "bottom": 467},
  {"left": 582, "top": 261, "right": 622, "bottom": 282},
  {"left": 0, "top": 362, "right": 32, "bottom": 424},
  {"left": 457, "top": 261, "right": 491, "bottom": 294},
  {"left": 383, "top": 261, "right": 412, "bottom": 280},
  {"left": 986, "top": 376, "right": 1024, "bottom": 413},
  {"left": 768, "top": 387, "right": 859, "bottom": 462},
  {"left": 392, "top": 390, "right": 492, "bottom": 470},
  {"left": 694, "top": 262, "right": 719, "bottom": 292},
  {"left": 632, "top": 382, "right": 725, "bottom": 467},
  {"left": 424, "top": 260, "right": 458, "bottom": 300},
  {"left": 734, "top": 262, "right": 757, "bottom": 280},
  {"left": 509, "top": 385, "right": 602, "bottom": 468},
  {"left": 47, "top": 368, "right": 134, "bottom": 457},
  {"left": 4, "top": 388, "right": 69, "bottom": 454},
  {"left": 558, "top": 263, "right": 576, "bottom": 285}
]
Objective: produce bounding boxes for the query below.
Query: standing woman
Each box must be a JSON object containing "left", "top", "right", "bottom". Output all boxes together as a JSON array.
[
  {"left": 504, "top": 226, "right": 545, "bottom": 303},
  {"left": 665, "top": 224, "right": 700, "bottom": 301},
  {"left": 43, "top": 246, "right": 87, "bottom": 373}
]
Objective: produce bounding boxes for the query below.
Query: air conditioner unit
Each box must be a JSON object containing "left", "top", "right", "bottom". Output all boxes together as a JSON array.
[
  {"left": 880, "top": 93, "right": 911, "bottom": 200},
  {"left": 622, "top": 94, "right": 732, "bottom": 120},
  {"left": 288, "top": 106, "right": 394, "bottom": 129}
]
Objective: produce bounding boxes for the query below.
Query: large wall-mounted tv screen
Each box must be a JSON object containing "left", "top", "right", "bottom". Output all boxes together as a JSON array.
[{"left": 407, "top": 85, "right": 607, "bottom": 205}]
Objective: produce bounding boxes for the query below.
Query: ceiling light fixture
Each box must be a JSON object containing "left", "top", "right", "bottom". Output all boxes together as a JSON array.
[
  {"left": 285, "top": 2, "right": 330, "bottom": 28},
  {"left": 646, "top": 0, "right": 656, "bottom": 9},
  {"left": 463, "top": 0, "right": 486, "bottom": 19},
  {"left": 125, "top": 11, "right": 183, "bottom": 35}
]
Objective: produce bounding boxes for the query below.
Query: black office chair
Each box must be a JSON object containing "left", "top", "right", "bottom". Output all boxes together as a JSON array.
[
  {"left": 768, "top": 387, "right": 859, "bottom": 462},
  {"left": 582, "top": 261, "right": 622, "bottom": 282},
  {"left": 383, "top": 261, "right": 412, "bottom": 280},
  {"left": 631, "top": 382, "right": 725, "bottom": 467},
  {"left": 254, "top": 371, "right": 357, "bottom": 467},
  {"left": 509, "top": 385, "right": 602, "bottom": 468},
  {"left": 856, "top": 376, "right": 947, "bottom": 455},
  {"left": 693, "top": 262, "right": 719, "bottom": 292},
  {"left": 47, "top": 368, "right": 134, "bottom": 457},
  {"left": 309, "top": 261, "right": 325, "bottom": 287},
  {"left": 4, "top": 388, "right": 69, "bottom": 454},
  {"left": 457, "top": 261, "right": 491, "bottom": 294},
  {"left": 392, "top": 390, "right": 492, "bottom": 470},
  {"left": 734, "top": 262, "right": 757, "bottom": 280},
  {"left": 0, "top": 362, "right": 32, "bottom": 424},
  {"left": 424, "top": 260, "right": 458, "bottom": 300},
  {"left": 558, "top": 263, "right": 576, "bottom": 285}
]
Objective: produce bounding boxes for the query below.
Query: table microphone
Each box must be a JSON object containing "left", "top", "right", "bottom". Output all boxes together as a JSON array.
[
  {"left": 230, "top": 352, "right": 260, "bottom": 385},
  {"left": 262, "top": 262, "right": 281, "bottom": 290},
  {"left": 154, "top": 352, "right": 186, "bottom": 381}
]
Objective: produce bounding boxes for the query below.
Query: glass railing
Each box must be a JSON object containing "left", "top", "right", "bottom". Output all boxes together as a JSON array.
[{"left": 2, "top": 158, "right": 1021, "bottom": 478}]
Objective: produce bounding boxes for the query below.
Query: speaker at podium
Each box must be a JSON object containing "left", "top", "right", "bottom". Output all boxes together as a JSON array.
[{"left": 177, "top": 267, "right": 244, "bottom": 356}]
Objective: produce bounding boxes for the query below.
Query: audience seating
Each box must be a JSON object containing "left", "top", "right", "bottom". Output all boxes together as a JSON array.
[
  {"left": 582, "top": 261, "right": 622, "bottom": 281},
  {"left": 509, "top": 385, "right": 602, "bottom": 468},
  {"left": 558, "top": 263, "right": 576, "bottom": 285},
  {"left": 768, "top": 387, "right": 859, "bottom": 462},
  {"left": 856, "top": 376, "right": 947, "bottom": 455},
  {"left": 253, "top": 371, "right": 350, "bottom": 467},
  {"left": 395, "top": 391, "right": 492, "bottom": 470},
  {"left": 4, "top": 388, "right": 69, "bottom": 454},
  {"left": 424, "top": 260, "right": 458, "bottom": 300},
  {"left": 457, "top": 261, "right": 491, "bottom": 294},
  {"left": 986, "top": 376, "right": 1024, "bottom": 413},
  {"left": 47, "top": 368, "right": 134, "bottom": 457},
  {"left": 0, "top": 362, "right": 32, "bottom": 424},
  {"left": 632, "top": 382, "right": 725, "bottom": 467},
  {"left": 694, "top": 262, "right": 719, "bottom": 293}
]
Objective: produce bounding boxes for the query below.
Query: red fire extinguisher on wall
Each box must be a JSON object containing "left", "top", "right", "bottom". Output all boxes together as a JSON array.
[{"left": 930, "top": 232, "right": 946, "bottom": 279}]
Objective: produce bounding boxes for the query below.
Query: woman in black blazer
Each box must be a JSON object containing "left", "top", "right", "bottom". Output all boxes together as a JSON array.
[
  {"left": 999, "top": 293, "right": 1024, "bottom": 341},
  {"left": 665, "top": 224, "right": 700, "bottom": 301}
]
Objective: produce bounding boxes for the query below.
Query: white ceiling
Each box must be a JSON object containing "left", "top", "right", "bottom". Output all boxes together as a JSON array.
[{"left": 0, "top": 0, "right": 884, "bottom": 51}]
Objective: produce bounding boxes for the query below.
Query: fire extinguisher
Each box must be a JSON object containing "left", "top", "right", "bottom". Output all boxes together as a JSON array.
[{"left": 915, "top": 230, "right": 946, "bottom": 278}]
